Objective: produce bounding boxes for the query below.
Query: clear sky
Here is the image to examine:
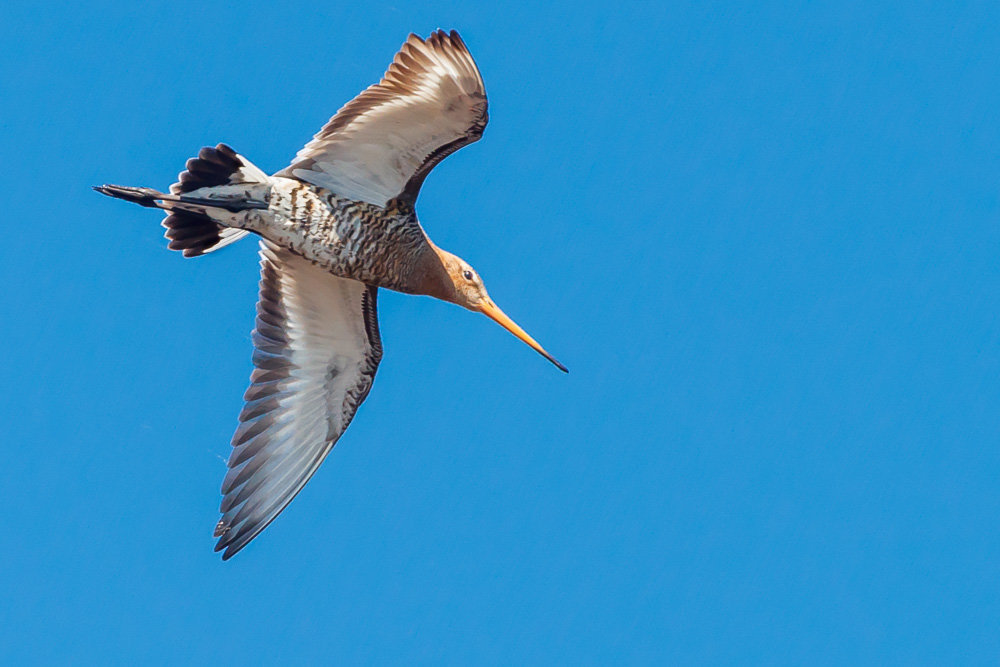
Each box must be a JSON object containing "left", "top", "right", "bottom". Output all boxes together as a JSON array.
[{"left": 2, "top": 1, "right": 999, "bottom": 664}]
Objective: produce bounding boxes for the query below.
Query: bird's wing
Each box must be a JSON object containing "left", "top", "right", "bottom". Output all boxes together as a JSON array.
[
  {"left": 214, "top": 241, "right": 383, "bottom": 559},
  {"left": 276, "top": 30, "right": 488, "bottom": 206}
]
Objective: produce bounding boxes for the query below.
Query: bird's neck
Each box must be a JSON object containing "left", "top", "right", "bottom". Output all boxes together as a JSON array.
[{"left": 407, "top": 242, "right": 458, "bottom": 303}]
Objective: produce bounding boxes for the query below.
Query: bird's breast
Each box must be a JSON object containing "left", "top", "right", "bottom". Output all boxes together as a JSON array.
[{"left": 252, "top": 180, "right": 429, "bottom": 291}]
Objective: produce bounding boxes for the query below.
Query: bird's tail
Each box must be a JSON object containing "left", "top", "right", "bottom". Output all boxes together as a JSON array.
[{"left": 95, "top": 144, "right": 270, "bottom": 257}]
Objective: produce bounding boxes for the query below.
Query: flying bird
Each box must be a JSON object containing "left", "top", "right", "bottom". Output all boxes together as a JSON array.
[{"left": 95, "top": 30, "right": 566, "bottom": 560}]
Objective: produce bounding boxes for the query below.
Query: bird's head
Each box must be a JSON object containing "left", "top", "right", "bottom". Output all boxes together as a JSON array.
[{"left": 432, "top": 248, "right": 568, "bottom": 372}]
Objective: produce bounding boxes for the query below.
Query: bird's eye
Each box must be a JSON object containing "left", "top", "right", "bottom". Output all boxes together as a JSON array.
[{"left": 462, "top": 270, "right": 474, "bottom": 281}]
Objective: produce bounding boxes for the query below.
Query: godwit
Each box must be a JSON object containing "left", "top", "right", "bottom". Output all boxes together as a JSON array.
[{"left": 95, "top": 30, "right": 566, "bottom": 559}]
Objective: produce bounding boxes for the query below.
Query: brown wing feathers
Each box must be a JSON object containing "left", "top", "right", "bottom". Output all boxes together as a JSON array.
[{"left": 278, "top": 30, "right": 488, "bottom": 205}]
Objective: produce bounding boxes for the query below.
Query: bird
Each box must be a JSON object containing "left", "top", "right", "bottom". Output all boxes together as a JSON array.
[{"left": 95, "top": 30, "right": 566, "bottom": 560}]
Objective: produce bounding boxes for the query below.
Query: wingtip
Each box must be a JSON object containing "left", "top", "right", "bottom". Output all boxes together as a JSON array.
[
  {"left": 214, "top": 535, "right": 237, "bottom": 561},
  {"left": 216, "top": 535, "right": 253, "bottom": 561}
]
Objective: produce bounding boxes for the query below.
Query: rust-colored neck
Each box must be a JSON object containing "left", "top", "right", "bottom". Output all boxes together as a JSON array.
[{"left": 405, "top": 241, "right": 459, "bottom": 303}]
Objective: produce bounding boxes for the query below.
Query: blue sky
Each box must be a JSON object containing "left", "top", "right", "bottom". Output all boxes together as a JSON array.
[{"left": 3, "top": 1, "right": 1000, "bottom": 663}]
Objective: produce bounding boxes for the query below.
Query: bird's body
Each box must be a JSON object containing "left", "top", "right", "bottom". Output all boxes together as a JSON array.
[
  {"left": 211, "top": 177, "right": 436, "bottom": 295},
  {"left": 96, "top": 30, "right": 564, "bottom": 559}
]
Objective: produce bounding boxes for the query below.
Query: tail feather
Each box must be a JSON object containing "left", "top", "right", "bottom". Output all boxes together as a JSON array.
[
  {"left": 97, "top": 143, "right": 270, "bottom": 258},
  {"left": 170, "top": 143, "right": 267, "bottom": 195},
  {"left": 163, "top": 143, "right": 267, "bottom": 256},
  {"left": 163, "top": 213, "right": 249, "bottom": 256}
]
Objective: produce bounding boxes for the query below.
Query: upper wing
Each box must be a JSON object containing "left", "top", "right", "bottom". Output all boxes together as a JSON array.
[
  {"left": 214, "top": 241, "right": 383, "bottom": 559},
  {"left": 276, "top": 30, "right": 488, "bottom": 206}
]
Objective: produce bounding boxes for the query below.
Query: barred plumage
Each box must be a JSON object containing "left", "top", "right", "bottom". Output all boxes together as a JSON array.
[{"left": 95, "top": 29, "right": 566, "bottom": 561}]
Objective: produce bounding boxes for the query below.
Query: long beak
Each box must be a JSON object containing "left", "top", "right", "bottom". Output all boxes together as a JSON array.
[{"left": 478, "top": 299, "right": 568, "bottom": 373}]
